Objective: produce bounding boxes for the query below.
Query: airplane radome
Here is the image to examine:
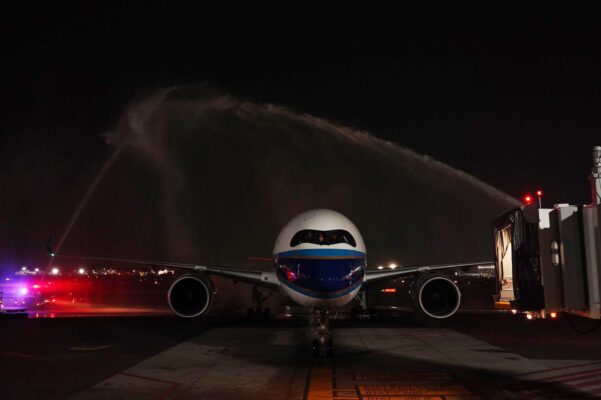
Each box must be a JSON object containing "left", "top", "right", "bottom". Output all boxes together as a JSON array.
[{"left": 273, "top": 209, "right": 366, "bottom": 308}]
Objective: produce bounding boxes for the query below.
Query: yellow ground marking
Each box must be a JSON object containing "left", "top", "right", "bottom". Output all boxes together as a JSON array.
[
  {"left": 361, "top": 397, "right": 481, "bottom": 400},
  {"left": 308, "top": 363, "right": 475, "bottom": 400},
  {"left": 69, "top": 345, "right": 111, "bottom": 351},
  {"left": 354, "top": 372, "right": 454, "bottom": 381},
  {"left": 359, "top": 385, "right": 472, "bottom": 396},
  {"left": 307, "top": 363, "right": 334, "bottom": 400},
  {"left": 360, "top": 397, "right": 443, "bottom": 400}
]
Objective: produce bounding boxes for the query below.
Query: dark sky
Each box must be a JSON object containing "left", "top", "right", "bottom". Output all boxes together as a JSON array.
[{"left": 2, "top": 2, "right": 601, "bottom": 266}]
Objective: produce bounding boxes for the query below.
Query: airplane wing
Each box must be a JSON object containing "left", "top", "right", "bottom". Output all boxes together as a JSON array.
[
  {"left": 47, "top": 252, "right": 280, "bottom": 289},
  {"left": 364, "top": 261, "right": 494, "bottom": 284}
]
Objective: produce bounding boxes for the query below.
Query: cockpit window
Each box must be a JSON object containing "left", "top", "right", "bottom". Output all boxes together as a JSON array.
[{"left": 290, "top": 229, "right": 357, "bottom": 247}]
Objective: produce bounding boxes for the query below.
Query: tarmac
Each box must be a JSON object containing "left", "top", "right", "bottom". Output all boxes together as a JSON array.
[{"left": 1, "top": 309, "right": 601, "bottom": 400}]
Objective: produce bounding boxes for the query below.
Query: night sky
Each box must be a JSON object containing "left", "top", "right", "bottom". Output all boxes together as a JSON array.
[{"left": 2, "top": 3, "right": 601, "bottom": 268}]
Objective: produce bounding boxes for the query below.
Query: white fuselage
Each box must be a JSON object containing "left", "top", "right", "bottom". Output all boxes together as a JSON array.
[{"left": 272, "top": 209, "right": 366, "bottom": 308}]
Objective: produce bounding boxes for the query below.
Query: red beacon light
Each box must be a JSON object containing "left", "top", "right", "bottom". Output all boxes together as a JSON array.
[
  {"left": 523, "top": 195, "right": 533, "bottom": 204},
  {"left": 536, "top": 190, "right": 543, "bottom": 197}
]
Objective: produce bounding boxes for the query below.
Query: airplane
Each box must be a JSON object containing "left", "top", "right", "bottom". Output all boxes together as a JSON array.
[{"left": 47, "top": 208, "right": 490, "bottom": 357}]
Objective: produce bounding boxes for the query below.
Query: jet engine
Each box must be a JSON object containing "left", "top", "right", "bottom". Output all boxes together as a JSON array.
[
  {"left": 413, "top": 274, "right": 461, "bottom": 320},
  {"left": 167, "top": 274, "right": 215, "bottom": 318}
]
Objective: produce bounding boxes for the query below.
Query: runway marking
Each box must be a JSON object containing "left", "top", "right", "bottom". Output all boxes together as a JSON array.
[
  {"left": 358, "top": 385, "right": 472, "bottom": 396},
  {"left": 360, "top": 397, "right": 443, "bottom": 400},
  {"left": 306, "top": 363, "right": 476, "bottom": 400},
  {"left": 69, "top": 345, "right": 111, "bottom": 351},
  {"left": 503, "top": 361, "right": 601, "bottom": 398},
  {"left": 307, "top": 363, "right": 334, "bottom": 400},
  {"left": 354, "top": 373, "right": 454, "bottom": 381}
]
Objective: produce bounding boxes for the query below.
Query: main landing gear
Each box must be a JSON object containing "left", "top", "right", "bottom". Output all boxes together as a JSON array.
[
  {"left": 246, "top": 286, "right": 273, "bottom": 320},
  {"left": 350, "top": 291, "right": 373, "bottom": 320},
  {"left": 311, "top": 308, "right": 335, "bottom": 358}
]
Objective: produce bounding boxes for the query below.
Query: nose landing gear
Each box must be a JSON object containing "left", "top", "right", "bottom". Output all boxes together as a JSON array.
[{"left": 312, "top": 308, "right": 335, "bottom": 358}]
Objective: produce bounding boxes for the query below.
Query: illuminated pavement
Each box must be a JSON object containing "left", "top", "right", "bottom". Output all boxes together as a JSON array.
[{"left": 1, "top": 312, "right": 601, "bottom": 400}]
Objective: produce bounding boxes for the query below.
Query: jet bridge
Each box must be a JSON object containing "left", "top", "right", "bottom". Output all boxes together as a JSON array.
[{"left": 493, "top": 146, "right": 601, "bottom": 319}]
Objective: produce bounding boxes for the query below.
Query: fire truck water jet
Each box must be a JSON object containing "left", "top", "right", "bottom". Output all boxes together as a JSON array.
[{"left": 61, "top": 85, "right": 518, "bottom": 272}]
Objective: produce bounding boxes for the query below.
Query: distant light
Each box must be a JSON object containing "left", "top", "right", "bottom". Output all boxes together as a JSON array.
[
  {"left": 20, "top": 288, "right": 28, "bottom": 295},
  {"left": 511, "top": 309, "right": 517, "bottom": 314},
  {"left": 50, "top": 253, "right": 55, "bottom": 257},
  {"left": 78, "top": 268, "right": 85, "bottom": 275},
  {"left": 523, "top": 195, "right": 532, "bottom": 204},
  {"left": 51, "top": 268, "right": 59, "bottom": 275},
  {"left": 5, "top": 278, "right": 9, "bottom": 281},
  {"left": 526, "top": 313, "right": 533, "bottom": 320},
  {"left": 400, "top": 280, "right": 405, "bottom": 283},
  {"left": 33, "top": 285, "right": 40, "bottom": 289},
  {"left": 377, "top": 265, "right": 384, "bottom": 270},
  {"left": 550, "top": 312, "right": 557, "bottom": 319},
  {"left": 51, "top": 299, "right": 56, "bottom": 303},
  {"left": 381, "top": 288, "right": 397, "bottom": 293},
  {"left": 536, "top": 190, "right": 543, "bottom": 197},
  {"left": 21, "top": 267, "right": 27, "bottom": 271},
  {"left": 389, "top": 263, "right": 397, "bottom": 270},
  {"left": 34, "top": 268, "right": 39, "bottom": 272}
]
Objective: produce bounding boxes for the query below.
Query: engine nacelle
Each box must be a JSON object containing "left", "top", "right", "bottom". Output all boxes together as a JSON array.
[
  {"left": 413, "top": 274, "right": 461, "bottom": 320},
  {"left": 167, "top": 274, "right": 215, "bottom": 318}
]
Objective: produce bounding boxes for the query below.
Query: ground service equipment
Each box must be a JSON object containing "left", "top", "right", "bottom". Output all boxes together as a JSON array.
[{"left": 493, "top": 146, "right": 601, "bottom": 319}]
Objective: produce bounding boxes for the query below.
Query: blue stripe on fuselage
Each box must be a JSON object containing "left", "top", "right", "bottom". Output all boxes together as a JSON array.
[{"left": 274, "top": 251, "right": 365, "bottom": 299}]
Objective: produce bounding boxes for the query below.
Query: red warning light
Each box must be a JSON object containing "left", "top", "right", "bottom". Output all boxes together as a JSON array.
[
  {"left": 536, "top": 190, "right": 543, "bottom": 197},
  {"left": 381, "top": 288, "right": 397, "bottom": 293},
  {"left": 523, "top": 195, "right": 532, "bottom": 203}
]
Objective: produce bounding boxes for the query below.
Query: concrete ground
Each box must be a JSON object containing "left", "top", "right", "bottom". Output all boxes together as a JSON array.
[{"left": 1, "top": 310, "right": 601, "bottom": 400}]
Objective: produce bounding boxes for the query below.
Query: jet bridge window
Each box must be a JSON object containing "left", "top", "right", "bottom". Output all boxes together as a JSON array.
[{"left": 290, "top": 229, "right": 356, "bottom": 247}]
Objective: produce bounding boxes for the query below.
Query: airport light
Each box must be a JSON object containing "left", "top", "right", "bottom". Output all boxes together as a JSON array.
[
  {"left": 21, "top": 267, "right": 26, "bottom": 271},
  {"left": 377, "top": 265, "right": 384, "bottom": 270},
  {"left": 536, "top": 190, "right": 543, "bottom": 207},
  {"left": 389, "top": 263, "right": 397, "bottom": 270},
  {"left": 78, "top": 268, "right": 85, "bottom": 275},
  {"left": 51, "top": 268, "right": 59, "bottom": 275},
  {"left": 550, "top": 312, "right": 557, "bottom": 319},
  {"left": 526, "top": 313, "right": 533, "bottom": 320}
]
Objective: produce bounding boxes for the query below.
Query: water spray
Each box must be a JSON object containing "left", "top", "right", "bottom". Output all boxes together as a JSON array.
[{"left": 42, "top": 146, "right": 125, "bottom": 280}]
